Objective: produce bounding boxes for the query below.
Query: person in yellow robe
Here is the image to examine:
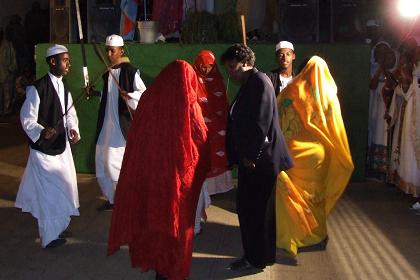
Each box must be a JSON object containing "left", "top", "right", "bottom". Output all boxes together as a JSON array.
[{"left": 276, "top": 56, "right": 354, "bottom": 257}]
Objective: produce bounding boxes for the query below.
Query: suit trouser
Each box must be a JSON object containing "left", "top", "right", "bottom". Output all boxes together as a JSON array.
[{"left": 237, "top": 164, "right": 276, "bottom": 268}]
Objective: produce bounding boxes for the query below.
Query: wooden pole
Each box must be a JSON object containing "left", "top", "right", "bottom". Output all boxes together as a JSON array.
[
  {"left": 240, "top": 15, "right": 247, "bottom": 46},
  {"left": 74, "top": 0, "right": 90, "bottom": 98}
]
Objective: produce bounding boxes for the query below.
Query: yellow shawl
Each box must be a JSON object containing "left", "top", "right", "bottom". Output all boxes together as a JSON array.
[{"left": 276, "top": 56, "right": 354, "bottom": 255}]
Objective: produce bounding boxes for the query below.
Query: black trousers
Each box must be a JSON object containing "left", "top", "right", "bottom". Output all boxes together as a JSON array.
[{"left": 237, "top": 164, "right": 276, "bottom": 268}]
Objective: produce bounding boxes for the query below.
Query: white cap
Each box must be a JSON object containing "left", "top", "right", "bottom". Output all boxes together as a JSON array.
[
  {"left": 275, "top": 41, "right": 294, "bottom": 52},
  {"left": 105, "top": 34, "right": 124, "bottom": 47},
  {"left": 366, "top": 19, "right": 379, "bottom": 27},
  {"left": 46, "top": 44, "right": 68, "bottom": 58}
]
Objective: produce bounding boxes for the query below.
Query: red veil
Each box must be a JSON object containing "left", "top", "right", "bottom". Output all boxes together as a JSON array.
[{"left": 108, "top": 60, "right": 209, "bottom": 280}]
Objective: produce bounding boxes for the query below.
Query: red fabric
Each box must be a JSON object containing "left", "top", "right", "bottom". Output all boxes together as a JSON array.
[
  {"left": 108, "top": 60, "right": 209, "bottom": 280},
  {"left": 193, "top": 51, "right": 230, "bottom": 178},
  {"left": 152, "top": 0, "right": 183, "bottom": 36},
  {"left": 122, "top": 15, "right": 135, "bottom": 36}
]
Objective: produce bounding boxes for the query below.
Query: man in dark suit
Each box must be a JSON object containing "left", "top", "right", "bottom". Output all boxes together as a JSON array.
[
  {"left": 222, "top": 44, "right": 293, "bottom": 271},
  {"left": 265, "top": 41, "right": 296, "bottom": 97}
]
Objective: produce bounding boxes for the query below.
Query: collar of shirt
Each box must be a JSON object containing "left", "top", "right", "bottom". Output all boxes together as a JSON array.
[{"left": 47, "top": 72, "right": 63, "bottom": 83}]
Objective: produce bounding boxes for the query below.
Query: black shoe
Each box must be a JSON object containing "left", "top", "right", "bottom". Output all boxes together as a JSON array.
[
  {"left": 45, "top": 238, "right": 66, "bottom": 249},
  {"left": 96, "top": 201, "right": 114, "bottom": 211},
  {"left": 59, "top": 229, "right": 72, "bottom": 238},
  {"left": 228, "top": 257, "right": 262, "bottom": 271},
  {"left": 277, "top": 249, "right": 297, "bottom": 265}
]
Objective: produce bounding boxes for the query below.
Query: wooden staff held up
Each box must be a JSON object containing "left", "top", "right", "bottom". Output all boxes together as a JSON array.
[{"left": 240, "top": 15, "right": 247, "bottom": 46}]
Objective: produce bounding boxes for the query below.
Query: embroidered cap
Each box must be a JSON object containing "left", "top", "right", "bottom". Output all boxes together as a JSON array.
[
  {"left": 106, "top": 34, "right": 124, "bottom": 47},
  {"left": 275, "top": 41, "right": 294, "bottom": 52},
  {"left": 46, "top": 44, "right": 69, "bottom": 58}
]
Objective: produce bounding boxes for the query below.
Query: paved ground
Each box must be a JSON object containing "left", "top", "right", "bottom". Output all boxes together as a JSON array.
[{"left": 1, "top": 116, "right": 419, "bottom": 280}]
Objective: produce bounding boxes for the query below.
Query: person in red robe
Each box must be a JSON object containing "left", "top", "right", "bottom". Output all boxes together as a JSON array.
[
  {"left": 108, "top": 60, "right": 209, "bottom": 280},
  {"left": 192, "top": 50, "right": 233, "bottom": 235}
]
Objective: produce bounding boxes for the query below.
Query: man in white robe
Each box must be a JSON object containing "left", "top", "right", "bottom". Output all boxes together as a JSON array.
[
  {"left": 94, "top": 34, "right": 146, "bottom": 210},
  {"left": 15, "top": 44, "right": 80, "bottom": 248}
]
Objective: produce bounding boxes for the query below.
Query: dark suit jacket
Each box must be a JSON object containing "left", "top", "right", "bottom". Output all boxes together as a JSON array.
[
  {"left": 226, "top": 68, "right": 293, "bottom": 176},
  {"left": 265, "top": 68, "right": 294, "bottom": 97}
]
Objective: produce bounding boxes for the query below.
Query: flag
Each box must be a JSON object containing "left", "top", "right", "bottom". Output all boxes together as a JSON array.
[{"left": 120, "top": 0, "right": 139, "bottom": 40}]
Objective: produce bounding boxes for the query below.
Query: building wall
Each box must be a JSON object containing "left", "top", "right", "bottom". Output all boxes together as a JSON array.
[{"left": 0, "top": 0, "right": 48, "bottom": 28}]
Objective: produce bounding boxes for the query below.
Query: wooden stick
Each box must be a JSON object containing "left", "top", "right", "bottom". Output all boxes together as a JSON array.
[{"left": 240, "top": 15, "right": 247, "bottom": 46}]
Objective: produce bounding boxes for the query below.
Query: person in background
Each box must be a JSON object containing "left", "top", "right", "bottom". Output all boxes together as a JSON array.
[
  {"left": 192, "top": 50, "right": 233, "bottom": 236},
  {"left": 222, "top": 44, "right": 293, "bottom": 271},
  {"left": 15, "top": 44, "right": 80, "bottom": 248},
  {"left": 24, "top": 1, "right": 47, "bottom": 71},
  {"left": 365, "top": 19, "right": 384, "bottom": 47},
  {"left": 387, "top": 36, "right": 420, "bottom": 199},
  {"left": 366, "top": 41, "right": 393, "bottom": 181},
  {"left": 0, "top": 27, "right": 17, "bottom": 116},
  {"left": 14, "top": 65, "right": 35, "bottom": 113},
  {"left": 92, "top": 34, "right": 146, "bottom": 211},
  {"left": 275, "top": 56, "right": 354, "bottom": 259},
  {"left": 6, "top": 14, "right": 29, "bottom": 73},
  {"left": 266, "top": 40, "right": 295, "bottom": 97}
]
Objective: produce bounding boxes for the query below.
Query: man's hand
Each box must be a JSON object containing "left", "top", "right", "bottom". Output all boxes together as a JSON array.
[
  {"left": 69, "top": 129, "right": 80, "bottom": 144},
  {"left": 84, "top": 85, "right": 101, "bottom": 98},
  {"left": 119, "top": 90, "right": 131, "bottom": 101},
  {"left": 242, "top": 158, "right": 256, "bottom": 170},
  {"left": 40, "top": 127, "right": 57, "bottom": 140}
]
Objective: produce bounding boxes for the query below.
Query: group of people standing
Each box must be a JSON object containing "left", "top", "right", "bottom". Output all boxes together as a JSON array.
[
  {"left": 367, "top": 36, "right": 420, "bottom": 202},
  {"left": 0, "top": 1, "right": 48, "bottom": 117},
  {"left": 15, "top": 35, "right": 354, "bottom": 279}
]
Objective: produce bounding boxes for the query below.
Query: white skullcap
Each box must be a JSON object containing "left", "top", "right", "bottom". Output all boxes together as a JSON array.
[
  {"left": 46, "top": 44, "right": 68, "bottom": 58},
  {"left": 366, "top": 19, "right": 379, "bottom": 27},
  {"left": 275, "top": 41, "right": 294, "bottom": 52},
  {"left": 105, "top": 34, "right": 124, "bottom": 47}
]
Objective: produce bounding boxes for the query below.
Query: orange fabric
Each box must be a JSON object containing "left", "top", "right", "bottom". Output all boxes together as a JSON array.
[{"left": 108, "top": 60, "right": 209, "bottom": 280}]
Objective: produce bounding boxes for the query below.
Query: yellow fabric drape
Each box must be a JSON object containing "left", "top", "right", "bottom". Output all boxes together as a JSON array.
[{"left": 276, "top": 56, "right": 354, "bottom": 255}]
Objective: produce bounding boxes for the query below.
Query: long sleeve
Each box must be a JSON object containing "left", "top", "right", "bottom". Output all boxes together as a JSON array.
[
  {"left": 65, "top": 92, "right": 80, "bottom": 137},
  {"left": 237, "top": 75, "right": 272, "bottom": 162},
  {"left": 126, "top": 70, "right": 146, "bottom": 109},
  {"left": 20, "top": 85, "right": 44, "bottom": 143}
]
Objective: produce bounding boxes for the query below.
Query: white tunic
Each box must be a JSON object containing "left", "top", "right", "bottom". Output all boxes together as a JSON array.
[
  {"left": 368, "top": 63, "right": 388, "bottom": 147},
  {"left": 15, "top": 73, "right": 80, "bottom": 247},
  {"left": 279, "top": 74, "right": 293, "bottom": 93},
  {"left": 95, "top": 69, "right": 146, "bottom": 202},
  {"left": 389, "top": 78, "right": 420, "bottom": 197}
]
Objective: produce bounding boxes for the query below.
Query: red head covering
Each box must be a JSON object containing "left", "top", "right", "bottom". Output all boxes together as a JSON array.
[
  {"left": 108, "top": 60, "right": 209, "bottom": 280},
  {"left": 194, "top": 50, "right": 216, "bottom": 74},
  {"left": 192, "top": 51, "right": 233, "bottom": 194}
]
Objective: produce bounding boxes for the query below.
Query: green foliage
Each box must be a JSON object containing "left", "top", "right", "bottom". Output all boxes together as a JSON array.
[
  {"left": 182, "top": 11, "right": 219, "bottom": 43},
  {"left": 181, "top": 8, "right": 241, "bottom": 43},
  {"left": 216, "top": 10, "right": 241, "bottom": 43}
]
